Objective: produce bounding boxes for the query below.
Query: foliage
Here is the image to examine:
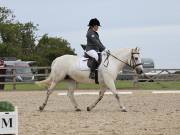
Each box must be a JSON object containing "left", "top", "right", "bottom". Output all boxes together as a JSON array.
[
  {"left": 0, "top": 22, "right": 38, "bottom": 58},
  {"left": 0, "top": 6, "right": 15, "bottom": 23},
  {"left": 0, "top": 101, "right": 15, "bottom": 112},
  {"left": 0, "top": 6, "right": 75, "bottom": 66},
  {"left": 36, "top": 34, "right": 76, "bottom": 66}
]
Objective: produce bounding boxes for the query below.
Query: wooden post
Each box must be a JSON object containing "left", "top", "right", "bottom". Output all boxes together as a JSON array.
[
  {"left": 12, "top": 69, "right": 16, "bottom": 90},
  {"left": 45, "top": 68, "right": 49, "bottom": 79}
]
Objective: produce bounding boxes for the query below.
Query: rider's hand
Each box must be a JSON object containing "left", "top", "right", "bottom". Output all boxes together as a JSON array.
[{"left": 104, "top": 48, "right": 110, "bottom": 53}]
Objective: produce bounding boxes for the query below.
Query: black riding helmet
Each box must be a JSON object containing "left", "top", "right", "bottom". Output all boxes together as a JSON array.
[{"left": 88, "top": 18, "right": 101, "bottom": 27}]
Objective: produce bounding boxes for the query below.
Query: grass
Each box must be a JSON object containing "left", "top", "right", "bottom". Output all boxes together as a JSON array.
[{"left": 3, "top": 80, "right": 180, "bottom": 91}]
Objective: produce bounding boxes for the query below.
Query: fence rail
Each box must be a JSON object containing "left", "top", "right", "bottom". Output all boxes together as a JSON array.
[
  {"left": 0, "top": 66, "right": 50, "bottom": 90},
  {"left": 0, "top": 67, "right": 180, "bottom": 90}
]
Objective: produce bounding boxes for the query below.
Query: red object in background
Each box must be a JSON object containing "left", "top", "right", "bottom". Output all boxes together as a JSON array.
[{"left": 0, "top": 59, "right": 4, "bottom": 66}]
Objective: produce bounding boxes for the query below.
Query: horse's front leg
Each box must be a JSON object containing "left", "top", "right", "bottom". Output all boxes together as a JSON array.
[
  {"left": 39, "top": 81, "right": 56, "bottom": 111},
  {"left": 104, "top": 76, "right": 127, "bottom": 112},
  {"left": 67, "top": 81, "right": 81, "bottom": 111},
  {"left": 111, "top": 88, "right": 127, "bottom": 112},
  {"left": 87, "top": 85, "right": 106, "bottom": 111}
]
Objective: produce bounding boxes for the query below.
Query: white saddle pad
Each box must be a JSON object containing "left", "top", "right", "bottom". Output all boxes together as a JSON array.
[{"left": 79, "top": 57, "right": 90, "bottom": 71}]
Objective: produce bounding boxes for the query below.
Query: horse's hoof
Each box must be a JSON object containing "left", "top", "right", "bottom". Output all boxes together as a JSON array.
[
  {"left": 121, "top": 109, "right": 127, "bottom": 112},
  {"left": 39, "top": 106, "right": 44, "bottom": 111},
  {"left": 75, "top": 108, "right": 81, "bottom": 112},
  {"left": 87, "top": 107, "right": 91, "bottom": 111}
]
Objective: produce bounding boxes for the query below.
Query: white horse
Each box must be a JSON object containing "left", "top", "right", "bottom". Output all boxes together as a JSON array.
[{"left": 36, "top": 47, "right": 143, "bottom": 112}]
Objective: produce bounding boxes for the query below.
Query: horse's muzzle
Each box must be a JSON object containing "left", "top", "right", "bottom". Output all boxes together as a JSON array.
[{"left": 136, "top": 68, "right": 143, "bottom": 74}]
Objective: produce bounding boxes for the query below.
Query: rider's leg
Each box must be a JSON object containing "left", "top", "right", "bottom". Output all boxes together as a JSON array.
[
  {"left": 86, "top": 50, "right": 98, "bottom": 61},
  {"left": 86, "top": 50, "right": 99, "bottom": 79}
]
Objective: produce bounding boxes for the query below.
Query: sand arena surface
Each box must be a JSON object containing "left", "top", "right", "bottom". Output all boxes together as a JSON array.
[{"left": 0, "top": 90, "right": 180, "bottom": 135}]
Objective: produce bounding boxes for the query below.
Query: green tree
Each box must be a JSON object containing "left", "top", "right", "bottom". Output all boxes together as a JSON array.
[
  {"left": 0, "top": 6, "right": 15, "bottom": 23},
  {"left": 0, "top": 22, "right": 38, "bottom": 58},
  {"left": 0, "top": 6, "right": 17, "bottom": 56},
  {"left": 0, "top": 6, "right": 76, "bottom": 66},
  {"left": 0, "top": 6, "right": 38, "bottom": 59},
  {"left": 36, "top": 34, "right": 75, "bottom": 66}
]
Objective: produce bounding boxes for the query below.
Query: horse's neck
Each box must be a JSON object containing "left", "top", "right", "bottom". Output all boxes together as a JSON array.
[
  {"left": 112, "top": 48, "right": 131, "bottom": 65},
  {"left": 101, "top": 48, "right": 132, "bottom": 79}
]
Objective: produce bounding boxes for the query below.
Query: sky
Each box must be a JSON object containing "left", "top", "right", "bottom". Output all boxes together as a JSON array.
[{"left": 1, "top": 0, "right": 180, "bottom": 68}]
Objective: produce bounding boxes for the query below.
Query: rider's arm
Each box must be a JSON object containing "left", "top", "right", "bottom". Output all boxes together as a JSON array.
[{"left": 87, "top": 31, "right": 105, "bottom": 52}]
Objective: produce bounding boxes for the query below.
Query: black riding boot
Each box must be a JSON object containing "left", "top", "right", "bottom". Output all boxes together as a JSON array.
[
  {"left": 89, "top": 69, "right": 96, "bottom": 79},
  {"left": 89, "top": 59, "right": 98, "bottom": 79}
]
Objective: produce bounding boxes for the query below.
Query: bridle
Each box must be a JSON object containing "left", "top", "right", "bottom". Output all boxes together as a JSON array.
[
  {"left": 104, "top": 50, "right": 143, "bottom": 69},
  {"left": 129, "top": 52, "right": 143, "bottom": 69}
]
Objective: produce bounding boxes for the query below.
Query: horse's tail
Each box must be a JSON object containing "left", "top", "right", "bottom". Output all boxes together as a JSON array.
[
  {"left": 35, "top": 58, "right": 57, "bottom": 88},
  {"left": 35, "top": 77, "right": 51, "bottom": 88}
]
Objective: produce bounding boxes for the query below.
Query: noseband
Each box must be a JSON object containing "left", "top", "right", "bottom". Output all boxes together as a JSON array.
[
  {"left": 104, "top": 50, "right": 143, "bottom": 69},
  {"left": 130, "top": 52, "right": 143, "bottom": 69}
]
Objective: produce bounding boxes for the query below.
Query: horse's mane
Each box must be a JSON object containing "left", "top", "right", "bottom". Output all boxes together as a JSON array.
[{"left": 111, "top": 48, "right": 132, "bottom": 56}]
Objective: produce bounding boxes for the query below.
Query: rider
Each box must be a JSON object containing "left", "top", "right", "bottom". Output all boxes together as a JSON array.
[{"left": 85, "top": 18, "right": 106, "bottom": 79}]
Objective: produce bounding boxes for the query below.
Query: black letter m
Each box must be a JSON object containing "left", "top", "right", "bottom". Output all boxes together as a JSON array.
[{"left": 2, "top": 118, "right": 13, "bottom": 128}]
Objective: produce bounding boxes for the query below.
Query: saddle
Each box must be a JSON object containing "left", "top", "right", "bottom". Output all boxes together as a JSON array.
[{"left": 81, "top": 44, "right": 102, "bottom": 84}]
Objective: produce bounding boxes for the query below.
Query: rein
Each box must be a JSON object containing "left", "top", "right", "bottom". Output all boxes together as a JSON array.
[{"left": 103, "top": 50, "right": 142, "bottom": 69}]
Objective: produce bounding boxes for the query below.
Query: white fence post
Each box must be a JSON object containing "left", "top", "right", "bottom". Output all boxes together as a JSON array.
[{"left": 0, "top": 107, "right": 18, "bottom": 135}]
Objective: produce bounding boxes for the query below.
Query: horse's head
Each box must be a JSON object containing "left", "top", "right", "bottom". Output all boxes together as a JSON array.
[
  {"left": 104, "top": 47, "right": 144, "bottom": 75},
  {"left": 130, "top": 47, "right": 144, "bottom": 74}
]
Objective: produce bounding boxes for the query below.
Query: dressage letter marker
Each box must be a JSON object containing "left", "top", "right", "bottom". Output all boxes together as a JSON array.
[{"left": 0, "top": 107, "right": 18, "bottom": 135}]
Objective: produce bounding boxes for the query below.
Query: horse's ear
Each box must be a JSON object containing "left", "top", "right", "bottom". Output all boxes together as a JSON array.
[{"left": 135, "top": 47, "right": 140, "bottom": 52}]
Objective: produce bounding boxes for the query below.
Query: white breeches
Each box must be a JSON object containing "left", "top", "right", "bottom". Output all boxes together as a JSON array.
[{"left": 86, "top": 50, "right": 98, "bottom": 61}]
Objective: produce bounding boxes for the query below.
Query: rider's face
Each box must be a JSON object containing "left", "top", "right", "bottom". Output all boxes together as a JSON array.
[{"left": 93, "top": 25, "right": 99, "bottom": 31}]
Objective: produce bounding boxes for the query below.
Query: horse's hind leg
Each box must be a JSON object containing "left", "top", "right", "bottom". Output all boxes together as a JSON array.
[
  {"left": 87, "top": 85, "right": 106, "bottom": 111},
  {"left": 39, "top": 81, "right": 57, "bottom": 111},
  {"left": 67, "top": 80, "right": 81, "bottom": 111}
]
